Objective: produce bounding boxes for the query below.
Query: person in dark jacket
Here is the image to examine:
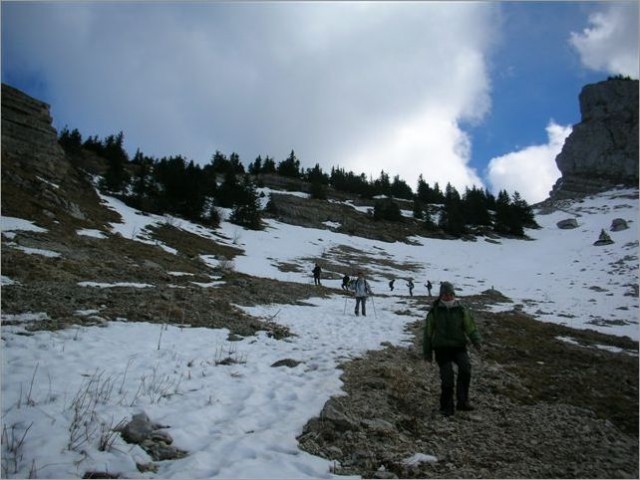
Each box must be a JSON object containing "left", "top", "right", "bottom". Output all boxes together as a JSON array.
[
  {"left": 341, "top": 274, "right": 350, "bottom": 290},
  {"left": 407, "top": 279, "right": 414, "bottom": 297},
  {"left": 389, "top": 278, "right": 395, "bottom": 291},
  {"left": 423, "top": 281, "right": 481, "bottom": 416},
  {"left": 426, "top": 280, "right": 433, "bottom": 297},
  {"left": 312, "top": 263, "right": 322, "bottom": 286}
]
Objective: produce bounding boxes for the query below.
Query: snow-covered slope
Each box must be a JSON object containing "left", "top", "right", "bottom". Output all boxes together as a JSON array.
[
  {"left": 91, "top": 187, "right": 639, "bottom": 340},
  {"left": 1, "top": 187, "right": 637, "bottom": 478}
]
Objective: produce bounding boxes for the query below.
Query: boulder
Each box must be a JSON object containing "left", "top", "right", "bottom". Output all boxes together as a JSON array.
[
  {"left": 594, "top": 229, "right": 614, "bottom": 246},
  {"left": 594, "top": 239, "right": 614, "bottom": 246},
  {"left": 557, "top": 218, "right": 579, "bottom": 229},
  {"left": 321, "top": 398, "right": 360, "bottom": 431},
  {"left": 120, "top": 411, "right": 186, "bottom": 462},
  {"left": 610, "top": 218, "right": 629, "bottom": 231}
]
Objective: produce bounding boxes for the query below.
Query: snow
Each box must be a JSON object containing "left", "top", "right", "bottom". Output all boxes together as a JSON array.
[
  {"left": 77, "top": 228, "right": 108, "bottom": 239},
  {"left": 1, "top": 187, "right": 638, "bottom": 478},
  {"left": 2, "top": 312, "right": 50, "bottom": 323},
  {"left": 78, "top": 282, "right": 155, "bottom": 289},
  {"left": 36, "top": 176, "right": 60, "bottom": 189},
  {"left": 402, "top": 452, "right": 438, "bottom": 466},
  {"left": 1, "top": 275, "right": 17, "bottom": 286},
  {"left": 1, "top": 216, "right": 48, "bottom": 234},
  {"left": 167, "top": 271, "right": 195, "bottom": 277},
  {"left": 10, "top": 245, "right": 62, "bottom": 258}
]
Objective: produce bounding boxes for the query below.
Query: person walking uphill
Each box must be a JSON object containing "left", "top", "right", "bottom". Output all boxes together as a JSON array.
[
  {"left": 423, "top": 281, "right": 481, "bottom": 417},
  {"left": 312, "top": 263, "right": 322, "bottom": 286},
  {"left": 407, "top": 279, "right": 415, "bottom": 297},
  {"left": 353, "top": 271, "right": 373, "bottom": 316}
]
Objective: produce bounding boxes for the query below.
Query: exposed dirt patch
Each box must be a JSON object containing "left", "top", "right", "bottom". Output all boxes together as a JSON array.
[
  {"left": 264, "top": 192, "right": 427, "bottom": 243},
  {"left": 298, "top": 294, "right": 639, "bottom": 479},
  {"left": 148, "top": 224, "right": 242, "bottom": 261}
]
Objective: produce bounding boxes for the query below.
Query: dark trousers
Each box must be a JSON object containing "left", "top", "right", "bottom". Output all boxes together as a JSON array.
[
  {"left": 314, "top": 276, "right": 321, "bottom": 286},
  {"left": 435, "top": 348, "right": 471, "bottom": 412},
  {"left": 355, "top": 297, "right": 367, "bottom": 316}
]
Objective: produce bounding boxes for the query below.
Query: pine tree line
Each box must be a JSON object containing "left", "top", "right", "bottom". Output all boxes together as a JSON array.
[{"left": 59, "top": 127, "right": 538, "bottom": 237}]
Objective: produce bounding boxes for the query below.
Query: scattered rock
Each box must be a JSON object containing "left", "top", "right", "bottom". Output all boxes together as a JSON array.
[
  {"left": 120, "top": 412, "right": 187, "bottom": 462},
  {"left": 611, "top": 218, "right": 629, "bottom": 231},
  {"left": 271, "top": 358, "right": 301, "bottom": 368},
  {"left": 320, "top": 398, "right": 360, "bottom": 432},
  {"left": 557, "top": 218, "right": 579, "bottom": 229}
]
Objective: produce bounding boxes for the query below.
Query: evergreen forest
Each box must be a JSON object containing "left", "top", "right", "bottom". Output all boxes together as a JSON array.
[{"left": 58, "top": 127, "right": 539, "bottom": 236}]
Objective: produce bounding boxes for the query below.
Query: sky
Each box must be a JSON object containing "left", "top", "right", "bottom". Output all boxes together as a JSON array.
[
  {"left": 1, "top": 182, "right": 638, "bottom": 478},
  {"left": 1, "top": 1, "right": 639, "bottom": 204}
]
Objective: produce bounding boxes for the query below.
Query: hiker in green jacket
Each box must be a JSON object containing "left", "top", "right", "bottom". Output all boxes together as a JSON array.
[{"left": 423, "top": 281, "right": 481, "bottom": 417}]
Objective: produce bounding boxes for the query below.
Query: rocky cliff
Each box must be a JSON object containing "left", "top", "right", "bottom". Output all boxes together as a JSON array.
[
  {"left": 2, "top": 83, "right": 69, "bottom": 182},
  {"left": 1, "top": 83, "right": 102, "bottom": 223},
  {"left": 549, "top": 78, "right": 639, "bottom": 199}
]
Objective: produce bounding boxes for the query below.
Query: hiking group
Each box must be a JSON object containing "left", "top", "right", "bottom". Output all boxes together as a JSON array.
[{"left": 313, "top": 262, "right": 482, "bottom": 417}]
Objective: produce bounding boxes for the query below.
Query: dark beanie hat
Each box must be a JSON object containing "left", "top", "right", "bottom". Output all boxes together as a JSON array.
[{"left": 440, "top": 281, "right": 455, "bottom": 296}]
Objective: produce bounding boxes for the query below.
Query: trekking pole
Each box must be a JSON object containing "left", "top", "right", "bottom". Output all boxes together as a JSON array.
[
  {"left": 343, "top": 296, "right": 348, "bottom": 315},
  {"left": 371, "top": 296, "right": 377, "bottom": 319}
]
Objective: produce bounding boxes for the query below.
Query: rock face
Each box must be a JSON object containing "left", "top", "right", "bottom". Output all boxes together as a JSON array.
[
  {"left": 1, "top": 83, "right": 69, "bottom": 183},
  {"left": 549, "top": 78, "right": 639, "bottom": 199}
]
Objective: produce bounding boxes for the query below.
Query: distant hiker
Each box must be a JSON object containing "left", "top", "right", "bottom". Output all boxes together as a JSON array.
[
  {"left": 407, "top": 279, "right": 414, "bottom": 297},
  {"left": 312, "top": 263, "right": 322, "bottom": 286},
  {"left": 353, "top": 271, "right": 373, "bottom": 317},
  {"left": 426, "top": 280, "right": 433, "bottom": 297},
  {"left": 342, "top": 274, "right": 350, "bottom": 291},
  {"left": 389, "top": 278, "right": 395, "bottom": 291},
  {"left": 423, "top": 281, "right": 481, "bottom": 417}
]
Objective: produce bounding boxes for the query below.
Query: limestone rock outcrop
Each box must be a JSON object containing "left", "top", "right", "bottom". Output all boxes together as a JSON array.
[
  {"left": 2, "top": 83, "right": 69, "bottom": 182},
  {"left": 1, "top": 83, "right": 99, "bottom": 222},
  {"left": 549, "top": 78, "right": 639, "bottom": 199}
]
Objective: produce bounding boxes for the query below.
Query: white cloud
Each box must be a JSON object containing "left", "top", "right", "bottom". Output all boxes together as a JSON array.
[
  {"left": 2, "top": 2, "right": 499, "bottom": 191},
  {"left": 345, "top": 107, "right": 484, "bottom": 193},
  {"left": 486, "top": 122, "right": 572, "bottom": 204},
  {"left": 569, "top": 2, "right": 639, "bottom": 78}
]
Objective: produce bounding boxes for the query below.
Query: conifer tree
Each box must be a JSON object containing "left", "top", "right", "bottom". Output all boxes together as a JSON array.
[
  {"left": 58, "top": 126, "right": 83, "bottom": 153},
  {"left": 423, "top": 207, "right": 438, "bottom": 231},
  {"left": 439, "top": 183, "right": 465, "bottom": 235},
  {"left": 494, "top": 190, "right": 517, "bottom": 235},
  {"left": 310, "top": 179, "right": 327, "bottom": 200},
  {"left": 462, "top": 186, "right": 491, "bottom": 226},
  {"left": 277, "top": 150, "right": 301, "bottom": 178},
  {"left": 229, "top": 152, "right": 245, "bottom": 174},
  {"left": 249, "top": 155, "right": 263, "bottom": 175},
  {"left": 373, "top": 198, "right": 402, "bottom": 221},
  {"left": 262, "top": 156, "right": 277, "bottom": 174},
  {"left": 102, "top": 132, "right": 130, "bottom": 192},
  {"left": 412, "top": 201, "right": 424, "bottom": 220},
  {"left": 512, "top": 191, "right": 539, "bottom": 229},
  {"left": 211, "top": 151, "right": 231, "bottom": 174},
  {"left": 230, "top": 176, "right": 263, "bottom": 230},
  {"left": 216, "top": 169, "right": 242, "bottom": 208}
]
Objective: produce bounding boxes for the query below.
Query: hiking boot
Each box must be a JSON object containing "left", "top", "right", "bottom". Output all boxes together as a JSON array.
[
  {"left": 457, "top": 402, "right": 475, "bottom": 411},
  {"left": 441, "top": 408, "right": 454, "bottom": 417}
]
